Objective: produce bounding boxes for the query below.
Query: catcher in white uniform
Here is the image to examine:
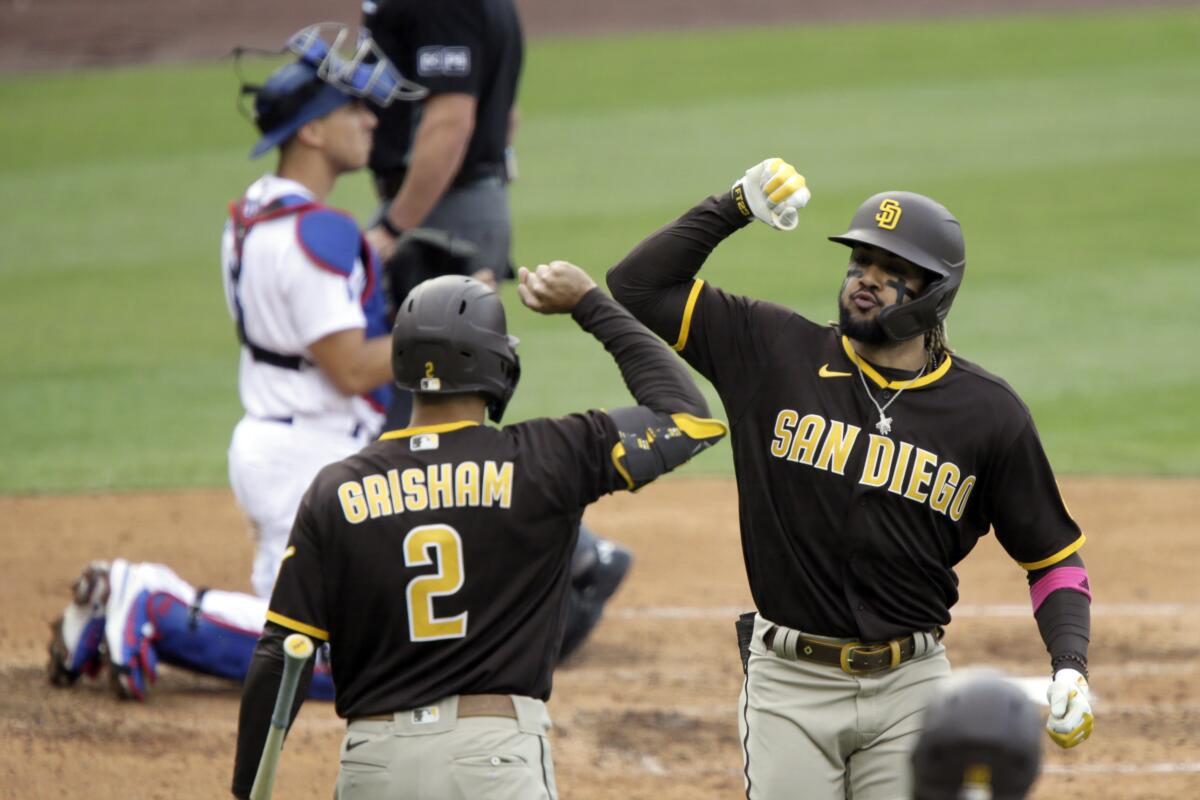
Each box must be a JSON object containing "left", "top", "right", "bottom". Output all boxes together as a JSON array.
[
  {"left": 46, "top": 24, "right": 636, "bottom": 702},
  {"left": 45, "top": 24, "right": 424, "bottom": 701},
  {"left": 222, "top": 24, "right": 425, "bottom": 600}
]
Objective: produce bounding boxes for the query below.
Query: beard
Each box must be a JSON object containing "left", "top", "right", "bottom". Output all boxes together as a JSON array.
[{"left": 837, "top": 293, "right": 890, "bottom": 344}]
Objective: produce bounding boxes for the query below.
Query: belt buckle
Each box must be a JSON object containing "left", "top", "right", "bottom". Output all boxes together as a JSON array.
[{"left": 839, "top": 640, "right": 903, "bottom": 674}]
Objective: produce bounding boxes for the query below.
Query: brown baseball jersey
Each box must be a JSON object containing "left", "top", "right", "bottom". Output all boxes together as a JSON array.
[
  {"left": 608, "top": 194, "right": 1084, "bottom": 641},
  {"left": 232, "top": 289, "right": 726, "bottom": 798},
  {"left": 266, "top": 414, "right": 624, "bottom": 719}
]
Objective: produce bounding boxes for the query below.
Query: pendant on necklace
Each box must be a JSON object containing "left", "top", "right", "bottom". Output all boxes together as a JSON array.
[{"left": 875, "top": 414, "right": 893, "bottom": 435}]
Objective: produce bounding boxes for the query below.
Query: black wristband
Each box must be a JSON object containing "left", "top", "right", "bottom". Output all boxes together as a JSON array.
[
  {"left": 1051, "top": 653, "right": 1089, "bottom": 680},
  {"left": 379, "top": 215, "right": 404, "bottom": 238},
  {"left": 730, "top": 183, "right": 753, "bottom": 219}
]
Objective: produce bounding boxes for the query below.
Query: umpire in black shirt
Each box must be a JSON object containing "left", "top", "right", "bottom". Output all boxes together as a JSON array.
[
  {"left": 363, "top": 0, "right": 522, "bottom": 294},
  {"left": 362, "top": 0, "right": 638, "bottom": 668}
]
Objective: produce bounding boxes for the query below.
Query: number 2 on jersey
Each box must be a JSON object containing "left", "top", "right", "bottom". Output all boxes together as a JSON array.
[{"left": 404, "top": 524, "right": 468, "bottom": 641}]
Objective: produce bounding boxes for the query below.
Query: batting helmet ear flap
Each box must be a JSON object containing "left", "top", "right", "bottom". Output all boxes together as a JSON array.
[
  {"left": 485, "top": 337, "right": 521, "bottom": 424},
  {"left": 877, "top": 279, "right": 960, "bottom": 342}
]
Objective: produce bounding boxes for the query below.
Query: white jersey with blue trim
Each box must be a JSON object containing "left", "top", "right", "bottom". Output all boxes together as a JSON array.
[{"left": 220, "top": 174, "right": 383, "bottom": 432}]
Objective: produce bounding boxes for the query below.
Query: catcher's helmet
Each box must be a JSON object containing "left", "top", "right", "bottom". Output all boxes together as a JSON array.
[
  {"left": 830, "top": 191, "right": 965, "bottom": 341},
  {"left": 392, "top": 276, "right": 520, "bottom": 424},
  {"left": 241, "top": 23, "right": 426, "bottom": 159},
  {"left": 911, "top": 672, "right": 1043, "bottom": 800}
]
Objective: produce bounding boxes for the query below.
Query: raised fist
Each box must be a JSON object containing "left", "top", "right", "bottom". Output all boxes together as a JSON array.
[
  {"left": 517, "top": 261, "right": 598, "bottom": 314},
  {"left": 732, "top": 157, "right": 811, "bottom": 231}
]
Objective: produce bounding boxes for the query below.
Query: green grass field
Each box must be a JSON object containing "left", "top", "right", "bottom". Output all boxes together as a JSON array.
[{"left": 1, "top": 9, "right": 1198, "bottom": 493}]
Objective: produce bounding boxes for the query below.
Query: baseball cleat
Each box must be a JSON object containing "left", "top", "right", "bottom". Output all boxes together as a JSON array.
[
  {"left": 46, "top": 560, "right": 111, "bottom": 687},
  {"left": 102, "top": 559, "right": 161, "bottom": 701}
]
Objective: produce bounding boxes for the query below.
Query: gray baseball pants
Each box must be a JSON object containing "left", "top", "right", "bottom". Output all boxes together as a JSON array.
[
  {"left": 740, "top": 613, "right": 950, "bottom": 800},
  {"left": 336, "top": 694, "right": 556, "bottom": 800}
]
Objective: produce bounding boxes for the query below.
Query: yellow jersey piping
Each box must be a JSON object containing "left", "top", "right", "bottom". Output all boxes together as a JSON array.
[
  {"left": 379, "top": 421, "right": 480, "bottom": 441},
  {"left": 670, "top": 413, "right": 728, "bottom": 440},
  {"left": 1017, "top": 534, "right": 1087, "bottom": 571},
  {"left": 611, "top": 442, "right": 635, "bottom": 490},
  {"left": 840, "top": 336, "right": 951, "bottom": 389},
  {"left": 266, "top": 610, "right": 330, "bottom": 641},
  {"left": 672, "top": 279, "right": 705, "bottom": 352}
]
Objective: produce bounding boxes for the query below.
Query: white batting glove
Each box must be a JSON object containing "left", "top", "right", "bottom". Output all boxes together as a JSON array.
[
  {"left": 733, "top": 157, "right": 811, "bottom": 231},
  {"left": 1046, "top": 668, "right": 1094, "bottom": 748}
]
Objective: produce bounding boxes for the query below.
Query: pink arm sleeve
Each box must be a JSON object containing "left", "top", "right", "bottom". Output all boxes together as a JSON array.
[{"left": 1030, "top": 566, "right": 1092, "bottom": 613}]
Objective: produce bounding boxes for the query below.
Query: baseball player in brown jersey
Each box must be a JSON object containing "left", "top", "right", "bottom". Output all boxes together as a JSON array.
[
  {"left": 231, "top": 264, "right": 726, "bottom": 799},
  {"left": 607, "top": 158, "right": 1094, "bottom": 799}
]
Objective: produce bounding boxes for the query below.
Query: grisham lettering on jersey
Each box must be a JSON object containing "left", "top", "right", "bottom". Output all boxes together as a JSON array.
[
  {"left": 769, "top": 411, "right": 976, "bottom": 521},
  {"left": 337, "top": 461, "right": 514, "bottom": 523}
]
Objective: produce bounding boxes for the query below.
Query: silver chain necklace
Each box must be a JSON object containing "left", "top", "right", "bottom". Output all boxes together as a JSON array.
[{"left": 855, "top": 359, "right": 927, "bottom": 436}]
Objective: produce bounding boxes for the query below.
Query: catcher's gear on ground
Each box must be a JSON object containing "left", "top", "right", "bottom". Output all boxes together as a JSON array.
[
  {"left": 47, "top": 559, "right": 170, "bottom": 700},
  {"left": 732, "top": 158, "right": 811, "bottom": 231},
  {"left": 391, "top": 275, "right": 520, "bottom": 423},
  {"left": 46, "top": 561, "right": 110, "bottom": 686},
  {"left": 1046, "top": 667, "right": 1094, "bottom": 748},
  {"left": 48, "top": 559, "right": 337, "bottom": 703},
  {"left": 829, "top": 190, "right": 965, "bottom": 341},
  {"left": 911, "top": 671, "right": 1043, "bottom": 800},
  {"left": 102, "top": 560, "right": 163, "bottom": 700},
  {"left": 560, "top": 531, "right": 633, "bottom": 662}
]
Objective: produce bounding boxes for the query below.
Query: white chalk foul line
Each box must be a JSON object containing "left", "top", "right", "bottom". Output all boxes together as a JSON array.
[
  {"left": 1043, "top": 762, "right": 1200, "bottom": 775},
  {"left": 610, "top": 603, "right": 1197, "bottom": 621},
  {"left": 954, "top": 603, "right": 1195, "bottom": 618},
  {"left": 617, "top": 760, "right": 1200, "bottom": 779},
  {"left": 1100, "top": 661, "right": 1200, "bottom": 676}
]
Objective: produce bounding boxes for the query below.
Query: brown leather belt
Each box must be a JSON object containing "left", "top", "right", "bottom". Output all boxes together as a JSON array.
[
  {"left": 763, "top": 625, "right": 943, "bottom": 674},
  {"left": 353, "top": 693, "right": 517, "bottom": 723}
]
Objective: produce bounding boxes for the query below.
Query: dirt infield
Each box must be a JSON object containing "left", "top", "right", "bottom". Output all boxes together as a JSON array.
[
  {"left": 3, "top": 0, "right": 1198, "bottom": 795},
  {"left": 2, "top": 477, "right": 1198, "bottom": 798}
]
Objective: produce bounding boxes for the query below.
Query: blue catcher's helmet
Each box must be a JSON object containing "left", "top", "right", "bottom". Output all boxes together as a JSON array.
[{"left": 243, "top": 23, "right": 426, "bottom": 159}]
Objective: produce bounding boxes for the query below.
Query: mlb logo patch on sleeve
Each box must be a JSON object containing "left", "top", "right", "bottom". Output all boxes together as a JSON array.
[{"left": 417, "top": 46, "right": 471, "bottom": 77}]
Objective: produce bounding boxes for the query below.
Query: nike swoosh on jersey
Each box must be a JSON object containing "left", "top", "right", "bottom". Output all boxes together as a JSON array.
[
  {"left": 818, "top": 364, "right": 852, "bottom": 378},
  {"left": 346, "top": 739, "right": 369, "bottom": 751}
]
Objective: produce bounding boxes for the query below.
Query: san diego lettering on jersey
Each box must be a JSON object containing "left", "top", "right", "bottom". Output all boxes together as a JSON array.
[
  {"left": 338, "top": 460, "right": 514, "bottom": 523},
  {"left": 769, "top": 410, "right": 976, "bottom": 521},
  {"left": 600, "top": 193, "right": 1084, "bottom": 642}
]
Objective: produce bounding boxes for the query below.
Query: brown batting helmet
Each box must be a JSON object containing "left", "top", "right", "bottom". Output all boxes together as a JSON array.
[
  {"left": 830, "top": 191, "right": 965, "bottom": 341},
  {"left": 911, "top": 672, "right": 1043, "bottom": 800},
  {"left": 391, "top": 276, "right": 520, "bottom": 423}
]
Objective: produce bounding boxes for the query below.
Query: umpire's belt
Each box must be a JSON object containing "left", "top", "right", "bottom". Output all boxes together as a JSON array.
[
  {"left": 374, "top": 162, "right": 507, "bottom": 199},
  {"left": 353, "top": 693, "right": 517, "bottom": 723},
  {"left": 763, "top": 624, "right": 942, "bottom": 674}
]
